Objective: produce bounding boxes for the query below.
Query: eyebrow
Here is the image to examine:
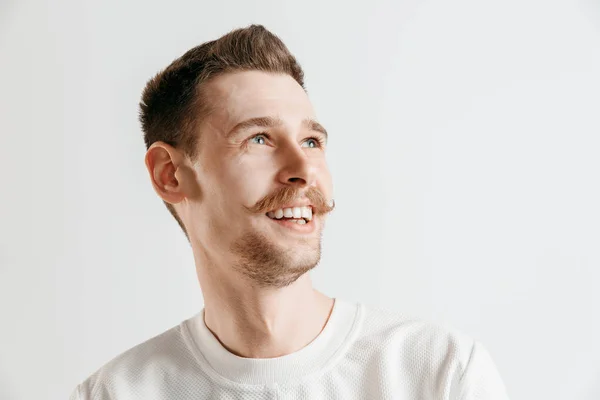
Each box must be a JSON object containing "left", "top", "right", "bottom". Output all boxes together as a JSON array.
[{"left": 226, "top": 116, "right": 328, "bottom": 140}]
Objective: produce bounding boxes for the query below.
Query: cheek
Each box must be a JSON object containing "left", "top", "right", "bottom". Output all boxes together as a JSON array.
[
  {"left": 221, "top": 161, "right": 273, "bottom": 208},
  {"left": 317, "top": 161, "right": 334, "bottom": 197}
]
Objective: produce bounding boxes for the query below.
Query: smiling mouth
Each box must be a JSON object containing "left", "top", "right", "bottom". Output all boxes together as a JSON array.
[{"left": 265, "top": 206, "right": 313, "bottom": 225}]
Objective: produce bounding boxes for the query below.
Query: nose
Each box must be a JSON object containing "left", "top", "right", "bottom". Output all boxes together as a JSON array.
[{"left": 277, "top": 143, "right": 317, "bottom": 188}]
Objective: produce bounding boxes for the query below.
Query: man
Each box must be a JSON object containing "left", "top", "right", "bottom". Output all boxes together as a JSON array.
[{"left": 70, "top": 25, "right": 509, "bottom": 399}]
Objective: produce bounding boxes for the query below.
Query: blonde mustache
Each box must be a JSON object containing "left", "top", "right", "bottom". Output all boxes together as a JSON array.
[{"left": 245, "top": 186, "right": 335, "bottom": 215}]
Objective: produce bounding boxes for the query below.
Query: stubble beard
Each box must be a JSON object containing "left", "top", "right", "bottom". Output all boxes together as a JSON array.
[{"left": 230, "top": 228, "right": 323, "bottom": 289}]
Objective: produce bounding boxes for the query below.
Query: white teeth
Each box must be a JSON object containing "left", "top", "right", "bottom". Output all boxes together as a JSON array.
[
  {"left": 301, "top": 207, "right": 312, "bottom": 220},
  {"left": 296, "top": 219, "right": 307, "bottom": 225},
  {"left": 267, "top": 206, "right": 313, "bottom": 220}
]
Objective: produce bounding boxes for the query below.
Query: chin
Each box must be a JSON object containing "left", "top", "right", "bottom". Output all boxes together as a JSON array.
[{"left": 230, "top": 230, "right": 322, "bottom": 289}]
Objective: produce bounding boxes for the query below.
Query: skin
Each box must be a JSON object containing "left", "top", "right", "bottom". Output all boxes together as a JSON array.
[{"left": 145, "top": 70, "right": 336, "bottom": 359}]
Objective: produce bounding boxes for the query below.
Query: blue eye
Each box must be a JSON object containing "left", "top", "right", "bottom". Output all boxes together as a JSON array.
[
  {"left": 248, "top": 134, "right": 324, "bottom": 148},
  {"left": 302, "top": 137, "right": 323, "bottom": 148},
  {"left": 250, "top": 134, "right": 268, "bottom": 145}
]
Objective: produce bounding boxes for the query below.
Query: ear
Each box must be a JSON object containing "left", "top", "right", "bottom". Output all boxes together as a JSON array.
[{"left": 144, "top": 142, "right": 187, "bottom": 205}]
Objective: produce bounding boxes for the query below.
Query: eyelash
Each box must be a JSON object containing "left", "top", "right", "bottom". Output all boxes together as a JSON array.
[{"left": 249, "top": 133, "right": 325, "bottom": 148}]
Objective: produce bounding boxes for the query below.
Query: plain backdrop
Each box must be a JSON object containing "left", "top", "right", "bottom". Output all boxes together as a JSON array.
[{"left": 1, "top": 0, "right": 599, "bottom": 399}]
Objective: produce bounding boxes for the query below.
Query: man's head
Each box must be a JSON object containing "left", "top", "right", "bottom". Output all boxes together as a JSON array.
[{"left": 140, "top": 25, "right": 334, "bottom": 289}]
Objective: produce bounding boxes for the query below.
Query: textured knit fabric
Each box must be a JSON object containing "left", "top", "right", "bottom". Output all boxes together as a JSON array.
[{"left": 69, "top": 298, "right": 510, "bottom": 399}]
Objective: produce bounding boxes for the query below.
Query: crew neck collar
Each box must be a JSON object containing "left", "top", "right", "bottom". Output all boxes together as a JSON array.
[{"left": 181, "top": 297, "right": 362, "bottom": 386}]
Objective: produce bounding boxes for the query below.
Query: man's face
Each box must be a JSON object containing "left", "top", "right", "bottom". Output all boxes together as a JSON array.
[{"left": 186, "top": 70, "right": 334, "bottom": 288}]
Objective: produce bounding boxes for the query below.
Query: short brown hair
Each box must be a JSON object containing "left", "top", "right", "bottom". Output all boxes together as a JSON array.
[{"left": 139, "top": 25, "right": 306, "bottom": 240}]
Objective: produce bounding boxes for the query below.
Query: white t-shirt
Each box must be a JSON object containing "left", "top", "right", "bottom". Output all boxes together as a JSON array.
[{"left": 70, "top": 298, "right": 510, "bottom": 399}]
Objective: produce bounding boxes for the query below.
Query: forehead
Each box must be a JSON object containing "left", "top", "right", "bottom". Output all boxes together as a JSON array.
[{"left": 203, "top": 70, "right": 316, "bottom": 129}]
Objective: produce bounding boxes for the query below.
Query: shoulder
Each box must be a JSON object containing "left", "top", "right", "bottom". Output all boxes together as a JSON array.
[
  {"left": 351, "top": 302, "right": 508, "bottom": 399},
  {"left": 355, "top": 302, "right": 475, "bottom": 365},
  {"left": 71, "top": 319, "right": 200, "bottom": 400},
  {"left": 352, "top": 303, "right": 476, "bottom": 394}
]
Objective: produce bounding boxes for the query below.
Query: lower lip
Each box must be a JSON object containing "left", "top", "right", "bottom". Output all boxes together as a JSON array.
[{"left": 266, "top": 215, "right": 317, "bottom": 233}]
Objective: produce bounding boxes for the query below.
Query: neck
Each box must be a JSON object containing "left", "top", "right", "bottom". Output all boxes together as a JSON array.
[{"left": 193, "top": 248, "right": 334, "bottom": 359}]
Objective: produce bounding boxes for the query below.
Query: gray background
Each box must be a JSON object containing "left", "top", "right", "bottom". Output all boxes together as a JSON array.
[{"left": 1, "top": 0, "right": 599, "bottom": 399}]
